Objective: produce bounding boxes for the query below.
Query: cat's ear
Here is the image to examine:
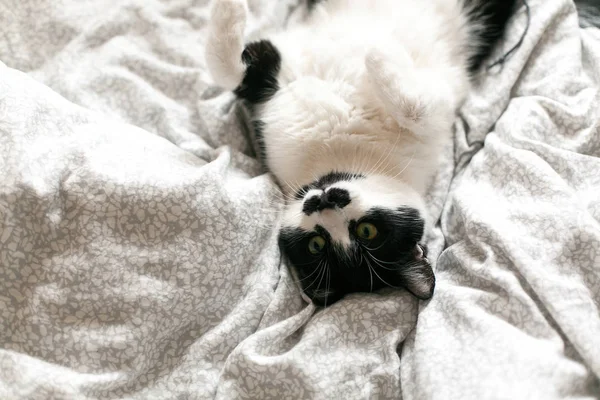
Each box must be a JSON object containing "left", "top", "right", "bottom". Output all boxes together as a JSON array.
[
  {"left": 399, "top": 254, "right": 435, "bottom": 300},
  {"left": 205, "top": 0, "right": 281, "bottom": 104},
  {"left": 365, "top": 47, "right": 454, "bottom": 139}
]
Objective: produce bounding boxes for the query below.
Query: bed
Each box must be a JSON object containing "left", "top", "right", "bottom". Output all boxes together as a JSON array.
[{"left": 0, "top": 0, "right": 599, "bottom": 398}]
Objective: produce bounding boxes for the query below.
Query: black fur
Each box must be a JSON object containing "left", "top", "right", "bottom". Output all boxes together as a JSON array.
[
  {"left": 295, "top": 172, "right": 365, "bottom": 200},
  {"left": 302, "top": 188, "right": 351, "bottom": 215},
  {"left": 234, "top": 40, "right": 281, "bottom": 164},
  {"left": 463, "top": 0, "right": 519, "bottom": 73},
  {"left": 575, "top": 0, "right": 600, "bottom": 28},
  {"left": 234, "top": 40, "right": 281, "bottom": 104},
  {"left": 279, "top": 207, "right": 435, "bottom": 306},
  {"left": 307, "top": 0, "right": 518, "bottom": 72},
  {"left": 249, "top": 118, "right": 268, "bottom": 165}
]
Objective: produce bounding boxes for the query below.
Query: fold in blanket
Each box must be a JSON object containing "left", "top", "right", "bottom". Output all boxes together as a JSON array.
[{"left": 0, "top": 0, "right": 599, "bottom": 399}]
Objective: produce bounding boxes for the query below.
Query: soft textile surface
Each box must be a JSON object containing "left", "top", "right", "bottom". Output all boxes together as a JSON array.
[{"left": 0, "top": 0, "right": 599, "bottom": 399}]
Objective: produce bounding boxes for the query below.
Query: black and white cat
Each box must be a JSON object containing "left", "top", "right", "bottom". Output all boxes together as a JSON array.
[{"left": 206, "top": 0, "right": 516, "bottom": 305}]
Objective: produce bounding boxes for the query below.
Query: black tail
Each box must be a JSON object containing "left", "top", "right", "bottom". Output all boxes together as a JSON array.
[
  {"left": 463, "top": 0, "right": 520, "bottom": 73},
  {"left": 575, "top": 0, "right": 600, "bottom": 28}
]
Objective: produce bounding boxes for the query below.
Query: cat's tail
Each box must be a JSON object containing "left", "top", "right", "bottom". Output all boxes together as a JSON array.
[
  {"left": 575, "top": 0, "right": 600, "bottom": 29},
  {"left": 205, "top": 0, "right": 249, "bottom": 90}
]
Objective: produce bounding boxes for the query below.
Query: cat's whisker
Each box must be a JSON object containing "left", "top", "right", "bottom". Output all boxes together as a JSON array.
[
  {"left": 265, "top": 190, "right": 287, "bottom": 201},
  {"left": 354, "top": 147, "right": 371, "bottom": 178},
  {"left": 390, "top": 150, "right": 416, "bottom": 180},
  {"left": 362, "top": 235, "right": 393, "bottom": 252},
  {"left": 296, "top": 262, "right": 326, "bottom": 284},
  {"left": 366, "top": 254, "right": 398, "bottom": 271},
  {"left": 281, "top": 178, "right": 303, "bottom": 196},
  {"left": 304, "top": 260, "right": 327, "bottom": 292},
  {"left": 286, "top": 235, "right": 306, "bottom": 247},
  {"left": 265, "top": 196, "right": 289, "bottom": 207},
  {"left": 363, "top": 253, "right": 374, "bottom": 293},
  {"left": 315, "top": 259, "right": 329, "bottom": 295},
  {"left": 366, "top": 251, "right": 403, "bottom": 265},
  {"left": 364, "top": 141, "right": 389, "bottom": 177},
  {"left": 301, "top": 262, "right": 324, "bottom": 292},
  {"left": 281, "top": 180, "right": 300, "bottom": 195},
  {"left": 290, "top": 258, "right": 324, "bottom": 268},
  {"left": 369, "top": 130, "right": 401, "bottom": 177},
  {"left": 365, "top": 258, "right": 402, "bottom": 289},
  {"left": 351, "top": 145, "right": 366, "bottom": 175},
  {"left": 292, "top": 179, "right": 306, "bottom": 195},
  {"left": 319, "top": 263, "right": 332, "bottom": 308},
  {"left": 260, "top": 204, "right": 283, "bottom": 213}
]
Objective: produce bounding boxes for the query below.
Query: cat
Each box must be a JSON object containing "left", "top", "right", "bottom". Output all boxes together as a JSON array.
[{"left": 205, "top": 0, "right": 517, "bottom": 305}]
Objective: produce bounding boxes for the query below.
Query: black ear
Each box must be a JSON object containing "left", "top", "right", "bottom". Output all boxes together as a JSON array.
[
  {"left": 399, "top": 245, "right": 435, "bottom": 299},
  {"left": 234, "top": 40, "right": 281, "bottom": 104},
  {"left": 400, "top": 260, "right": 435, "bottom": 300}
]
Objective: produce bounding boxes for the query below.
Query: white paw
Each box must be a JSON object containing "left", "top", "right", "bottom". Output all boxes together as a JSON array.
[
  {"left": 365, "top": 48, "right": 425, "bottom": 130},
  {"left": 210, "top": 0, "right": 248, "bottom": 27},
  {"left": 364, "top": 48, "right": 386, "bottom": 72},
  {"left": 206, "top": 0, "right": 248, "bottom": 89}
]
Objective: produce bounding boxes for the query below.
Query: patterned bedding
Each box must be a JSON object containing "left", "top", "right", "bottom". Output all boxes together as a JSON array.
[{"left": 0, "top": 0, "right": 599, "bottom": 398}]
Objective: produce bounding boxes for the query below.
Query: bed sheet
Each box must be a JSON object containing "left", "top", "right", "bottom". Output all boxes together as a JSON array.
[{"left": 0, "top": 0, "right": 599, "bottom": 399}]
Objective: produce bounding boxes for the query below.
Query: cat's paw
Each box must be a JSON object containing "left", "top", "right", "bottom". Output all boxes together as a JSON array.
[
  {"left": 365, "top": 47, "right": 453, "bottom": 137},
  {"left": 206, "top": 0, "right": 248, "bottom": 89},
  {"left": 210, "top": 0, "right": 248, "bottom": 26},
  {"left": 365, "top": 48, "right": 426, "bottom": 131}
]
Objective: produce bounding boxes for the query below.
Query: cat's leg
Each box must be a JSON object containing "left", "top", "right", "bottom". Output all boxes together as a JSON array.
[
  {"left": 365, "top": 47, "right": 456, "bottom": 139},
  {"left": 205, "top": 0, "right": 248, "bottom": 90}
]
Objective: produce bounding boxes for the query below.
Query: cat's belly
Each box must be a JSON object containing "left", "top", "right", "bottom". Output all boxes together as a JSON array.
[{"left": 256, "top": 75, "right": 450, "bottom": 195}]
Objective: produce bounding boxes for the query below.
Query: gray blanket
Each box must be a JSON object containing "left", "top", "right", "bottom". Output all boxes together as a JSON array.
[{"left": 0, "top": 0, "right": 599, "bottom": 399}]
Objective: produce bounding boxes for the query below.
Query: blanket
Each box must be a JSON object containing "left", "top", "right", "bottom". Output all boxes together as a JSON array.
[{"left": 0, "top": 0, "right": 598, "bottom": 399}]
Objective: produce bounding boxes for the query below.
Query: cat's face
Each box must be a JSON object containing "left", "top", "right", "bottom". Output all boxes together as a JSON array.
[{"left": 279, "top": 172, "right": 435, "bottom": 306}]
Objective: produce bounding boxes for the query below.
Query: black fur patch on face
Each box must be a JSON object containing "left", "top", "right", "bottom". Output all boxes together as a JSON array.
[
  {"left": 302, "top": 188, "right": 351, "bottom": 215},
  {"left": 280, "top": 207, "right": 435, "bottom": 306},
  {"left": 295, "top": 172, "right": 364, "bottom": 200},
  {"left": 463, "top": 0, "right": 518, "bottom": 73},
  {"left": 234, "top": 40, "right": 281, "bottom": 104}
]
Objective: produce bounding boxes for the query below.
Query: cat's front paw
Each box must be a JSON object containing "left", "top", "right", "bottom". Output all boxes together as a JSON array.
[{"left": 211, "top": 0, "right": 248, "bottom": 24}]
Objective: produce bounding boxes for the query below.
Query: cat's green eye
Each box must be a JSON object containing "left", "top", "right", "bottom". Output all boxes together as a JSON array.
[
  {"left": 308, "top": 235, "right": 326, "bottom": 255},
  {"left": 356, "top": 222, "right": 378, "bottom": 240}
]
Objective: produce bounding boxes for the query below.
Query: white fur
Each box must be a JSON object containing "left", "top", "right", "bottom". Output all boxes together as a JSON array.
[
  {"left": 205, "top": 0, "right": 249, "bottom": 89},
  {"left": 206, "top": 0, "right": 473, "bottom": 240}
]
